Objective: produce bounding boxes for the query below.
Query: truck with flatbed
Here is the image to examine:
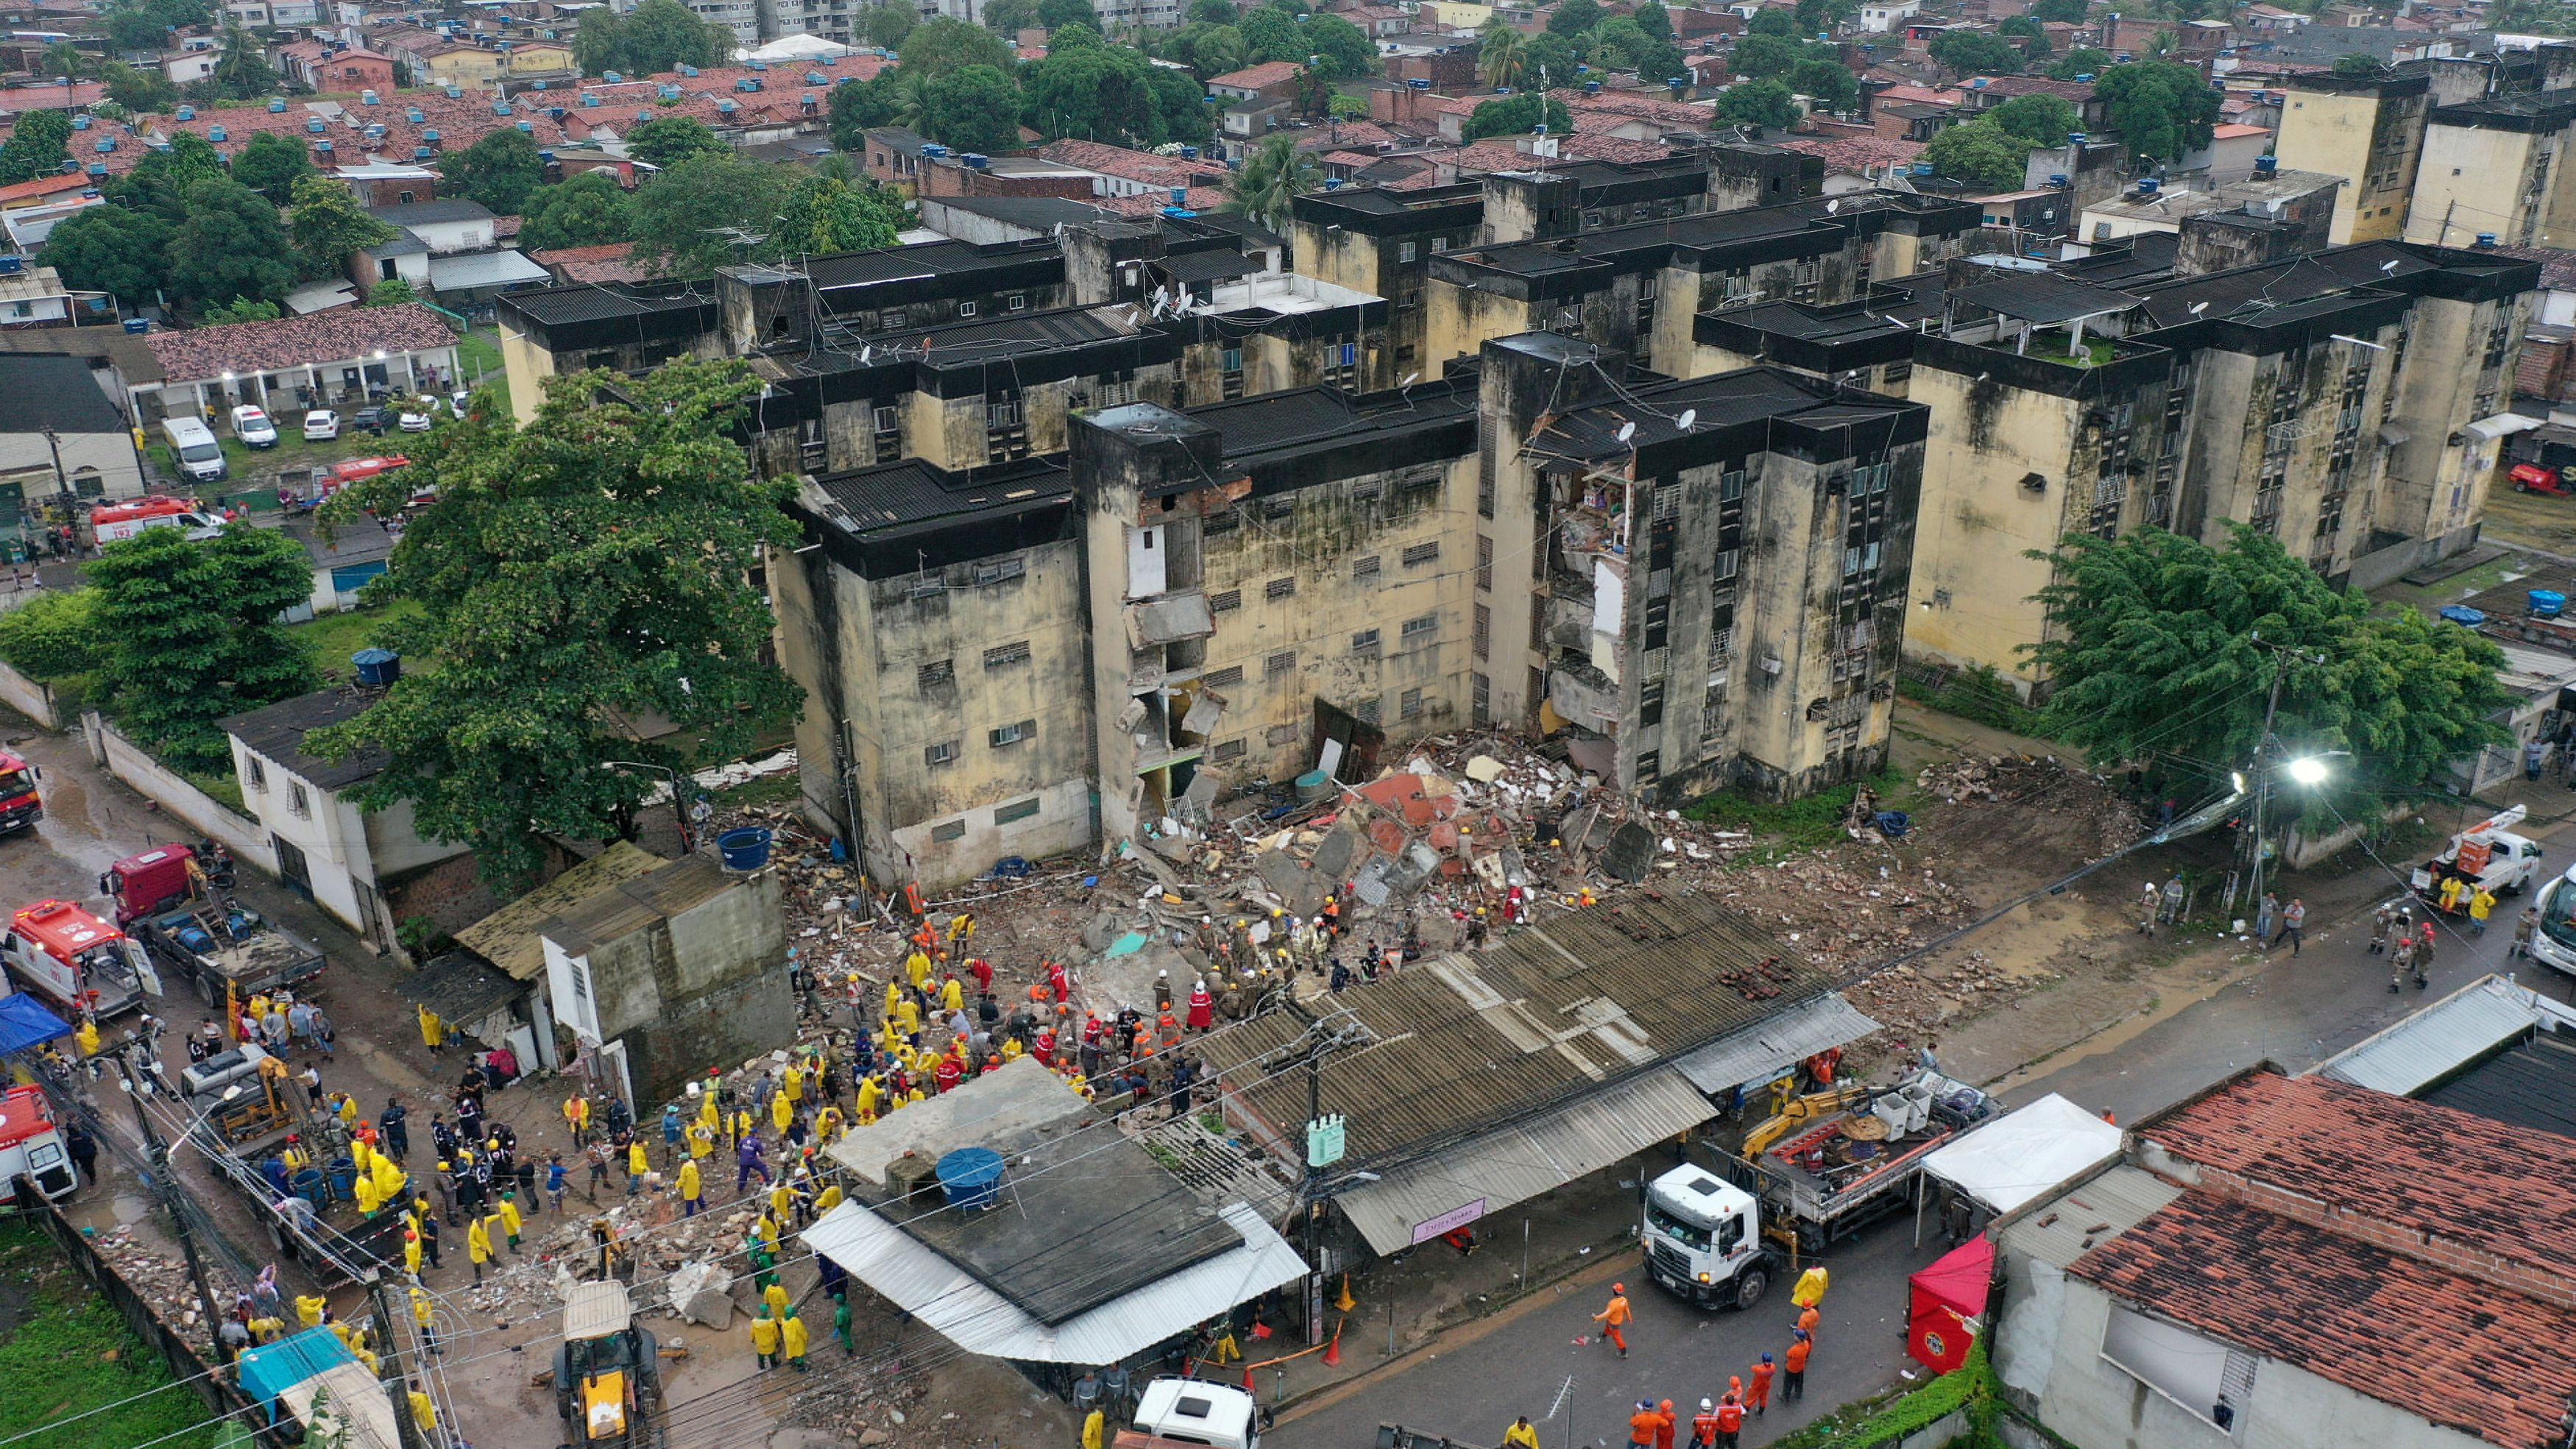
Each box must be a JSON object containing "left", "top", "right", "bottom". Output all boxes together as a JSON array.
[
  {"left": 1117, "top": 1378, "right": 1261, "bottom": 1449},
  {"left": 134, "top": 894, "right": 326, "bottom": 1010},
  {"left": 2412, "top": 804, "right": 2547, "bottom": 907},
  {"left": 1641, "top": 1070, "right": 1992, "bottom": 1310}
]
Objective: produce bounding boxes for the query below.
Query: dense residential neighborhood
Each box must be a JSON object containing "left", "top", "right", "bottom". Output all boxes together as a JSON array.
[{"left": 1, "top": 3, "right": 2576, "bottom": 1449}]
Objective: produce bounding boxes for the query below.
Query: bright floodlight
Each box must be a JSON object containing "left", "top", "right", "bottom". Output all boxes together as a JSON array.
[{"left": 2286, "top": 757, "right": 2329, "bottom": 786}]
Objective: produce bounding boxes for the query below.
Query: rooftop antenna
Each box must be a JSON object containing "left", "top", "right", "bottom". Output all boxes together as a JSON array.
[
  {"left": 2188, "top": 301, "right": 2209, "bottom": 316},
  {"left": 1397, "top": 369, "right": 1420, "bottom": 411},
  {"left": 1616, "top": 420, "right": 1637, "bottom": 446}
]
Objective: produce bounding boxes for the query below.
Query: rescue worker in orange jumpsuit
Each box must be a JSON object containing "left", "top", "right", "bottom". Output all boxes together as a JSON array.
[
  {"left": 1784, "top": 1329, "right": 1812, "bottom": 1400},
  {"left": 1795, "top": 1302, "right": 1821, "bottom": 1339},
  {"left": 1624, "top": 1403, "right": 1658, "bottom": 1449},
  {"left": 1688, "top": 1400, "right": 1719, "bottom": 1449},
  {"left": 1651, "top": 1399, "right": 1675, "bottom": 1449},
  {"left": 1593, "top": 1284, "right": 1632, "bottom": 1358},
  {"left": 1747, "top": 1354, "right": 1774, "bottom": 1417}
]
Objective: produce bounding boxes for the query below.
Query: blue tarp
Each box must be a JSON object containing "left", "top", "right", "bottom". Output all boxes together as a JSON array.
[
  {"left": 236, "top": 1327, "right": 355, "bottom": 1407},
  {"left": 0, "top": 993, "right": 69, "bottom": 1056}
]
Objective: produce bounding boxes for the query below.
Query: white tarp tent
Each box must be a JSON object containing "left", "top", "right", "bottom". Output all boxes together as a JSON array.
[{"left": 1920, "top": 1092, "right": 2122, "bottom": 1215}]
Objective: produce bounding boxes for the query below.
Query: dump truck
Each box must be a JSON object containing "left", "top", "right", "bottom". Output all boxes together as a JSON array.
[
  {"left": 1118, "top": 1378, "right": 1261, "bottom": 1449},
  {"left": 556, "top": 1283, "right": 661, "bottom": 1448},
  {"left": 1642, "top": 1070, "right": 1993, "bottom": 1308},
  {"left": 2412, "top": 804, "right": 2547, "bottom": 907}
]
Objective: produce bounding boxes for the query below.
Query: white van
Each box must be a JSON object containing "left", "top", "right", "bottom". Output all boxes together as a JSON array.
[{"left": 160, "top": 417, "right": 228, "bottom": 483}]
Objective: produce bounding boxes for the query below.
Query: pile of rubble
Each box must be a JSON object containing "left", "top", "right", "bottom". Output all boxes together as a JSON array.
[
  {"left": 88, "top": 1225, "right": 239, "bottom": 1331},
  {"left": 1843, "top": 949, "right": 2056, "bottom": 1044}
]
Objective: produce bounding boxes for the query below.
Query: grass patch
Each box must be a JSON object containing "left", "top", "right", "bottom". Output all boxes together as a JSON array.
[
  {"left": 456, "top": 330, "right": 506, "bottom": 389},
  {"left": 1897, "top": 663, "right": 2050, "bottom": 737},
  {"left": 0, "top": 1221, "right": 219, "bottom": 1449},
  {"left": 713, "top": 773, "right": 802, "bottom": 809},
  {"left": 1680, "top": 761, "right": 1911, "bottom": 857},
  {"left": 288, "top": 602, "right": 422, "bottom": 683},
  {"left": 184, "top": 770, "right": 245, "bottom": 815}
]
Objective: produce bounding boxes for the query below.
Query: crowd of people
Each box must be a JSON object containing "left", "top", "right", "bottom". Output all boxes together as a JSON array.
[{"left": 1567, "top": 1272, "right": 1825, "bottom": 1449}]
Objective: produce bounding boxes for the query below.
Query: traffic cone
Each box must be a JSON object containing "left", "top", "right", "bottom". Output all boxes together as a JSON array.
[
  {"left": 1334, "top": 1275, "right": 1356, "bottom": 1312},
  {"left": 1321, "top": 1322, "right": 1343, "bottom": 1368},
  {"left": 1242, "top": 1366, "right": 1257, "bottom": 1394}
]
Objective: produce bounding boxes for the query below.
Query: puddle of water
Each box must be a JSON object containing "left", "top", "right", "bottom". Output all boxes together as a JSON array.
[{"left": 110, "top": 1193, "right": 152, "bottom": 1226}]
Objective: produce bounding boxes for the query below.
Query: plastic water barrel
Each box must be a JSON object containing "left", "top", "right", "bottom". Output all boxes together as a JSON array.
[
  {"left": 351, "top": 648, "right": 400, "bottom": 687},
  {"left": 1295, "top": 769, "right": 1333, "bottom": 802},
  {"left": 292, "top": 1167, "right": 327, "bottom": 1205},
  {"left": 716, "top": 827, "right": 774, "bottom": 871},
  {"left": 2531, "top": 589, "right": 2566, "bottom": 618},
  {"left": 326, "top": 1157, "right": 356, "bottom": 1200},
  {"left": 935, "top": 1147, "right": 1005, "bottom": 1211}
]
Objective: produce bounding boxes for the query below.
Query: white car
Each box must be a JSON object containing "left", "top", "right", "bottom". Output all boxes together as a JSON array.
[
  {"left": 229, "top": 404, "right": 277, "bottom": 448},
  {"left": 301, "top": 408, "right": 339, "bottom": 442},
  {"left": 397, "top": 405, "right": 433, "bottom": 433}
]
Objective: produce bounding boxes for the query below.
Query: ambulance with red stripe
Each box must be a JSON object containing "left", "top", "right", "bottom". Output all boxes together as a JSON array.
[{"left": 1, "top": 899, "right": 160, "bottom": 1018}]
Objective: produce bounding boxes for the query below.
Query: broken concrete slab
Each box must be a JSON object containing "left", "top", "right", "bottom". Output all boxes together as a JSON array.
[
  {"left": 1463, "top": 755, "right": 1506, "bottom": 784},
  {"left": 1310, "top": 821, "right": 1365, "bottom": 881},
  {"left": 1602, "top": 821, "right": 1657, "bottom": 883}
]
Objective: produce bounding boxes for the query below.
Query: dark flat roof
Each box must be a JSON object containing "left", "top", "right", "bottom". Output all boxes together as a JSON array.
[
  {"left": 806, "top": 238, "right": 1058, "bottom": 291},
  {"left": 2422, "top": 1033, "right": 2576, "bottom": 1140},
  {"left": 500, "top": 283, "right": 712, "bottom": 326},
  {"left": 223, "top": 688, "right": 386, "bottom": 790},
  {"left": 1192, "top": 378, "right": 1476, "bottom": 467},
  {"left": 1533, "top": 364, "right": 1917, "bottom": 461},
  {"left": 1952, "top": 269, "right": 2145, "bottom": 324},
  {"left": 0, "top": 352, "right": 125, "bottom": 434},
  {"left": 809, "top": 456, "right": 1072, "bottom": 537}
]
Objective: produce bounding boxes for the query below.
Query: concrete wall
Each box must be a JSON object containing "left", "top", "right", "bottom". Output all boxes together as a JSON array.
[
  {"left": 225, "top": 726, "right": 464, "bottom": 939},
  {"left": 1903, "top": 364, "right": 2081, "bottom": 695},
  {"left": 0, "top": 429, "right": 144, "bottom": 503},
  {"left": 2382, "top": 291, "right": 2518, "bottom": 547},
  {"left": 2276, "top": 87, "right": 2422, "bottom": 244},
  {"left": 606, "top": 866, "right": 793, "bottom": 1105},
  {"left": 88, "top": 713, "right": 277, "bottom": 875},
  {"left": 0, "top": 656, "right": 58, "bottom": 729},
  {"left": 2407, "top": 124, "right": 2550, "bottom": 245}
]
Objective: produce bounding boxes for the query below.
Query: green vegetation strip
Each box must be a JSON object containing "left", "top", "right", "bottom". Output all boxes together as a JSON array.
[{"left": 0, "top": 1222, "right": 217, "bottom": 1449}]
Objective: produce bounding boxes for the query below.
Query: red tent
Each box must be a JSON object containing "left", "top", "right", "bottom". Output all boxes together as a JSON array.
[{"left": 1906, "top": 1236, "right": 1993, "bottom": 1375}]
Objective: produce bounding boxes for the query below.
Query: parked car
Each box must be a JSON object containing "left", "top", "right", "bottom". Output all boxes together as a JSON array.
[
  {"left": 2511, "top": 463, "right": 2575, "bottom": 497},
  {"left": 301, "top": 408, "right": 339, "bottom": 442},
  {"left": 228, "top": 405, "right": 277, "bottom": 448},
  {"left": 351, "top": 405, "right": 389, "bottom": 436},
  {"left": 397, "top": 403, "right": 434, "bottom": 433}
]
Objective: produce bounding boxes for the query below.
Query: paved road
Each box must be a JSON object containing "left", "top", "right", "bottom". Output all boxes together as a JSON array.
[{"left": 1274, "top": 804, "right": 2576, "bottom": 1449}]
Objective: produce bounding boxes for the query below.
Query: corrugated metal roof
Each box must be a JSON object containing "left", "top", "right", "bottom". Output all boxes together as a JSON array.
[
  {"left": 1335, "top": 1066, "right": 1716, "bottom": 1255},
  {"left": 800, "top": 1199, "right": 1306, "bottom": 1365},
  {"left": 1671, "top": 993, "right": 1880, "bottom": 1094},
  {"left": 2311, "top": 974, "right": 2547, "bottom": 1097},
  {"left": 1996, "top": 1163, "right": 2181, "bottom": 1269},
  {"left": 2424, "top": 1035, "right": 2576, "bottom": 1139}
]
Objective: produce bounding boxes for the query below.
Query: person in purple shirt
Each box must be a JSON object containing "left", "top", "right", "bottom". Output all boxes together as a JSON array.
[{"left": 737, "top": 1133, "right": 772, "bottom": 1191}]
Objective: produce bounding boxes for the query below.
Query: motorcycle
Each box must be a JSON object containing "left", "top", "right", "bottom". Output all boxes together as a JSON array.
[{"left": 193, "top": 837, "right": 236, "bottom": 890}]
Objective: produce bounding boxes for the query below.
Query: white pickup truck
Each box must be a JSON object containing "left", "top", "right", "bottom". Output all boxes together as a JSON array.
[{"left": 2411, "top": 804, "right": 2548, "bottom": 906}]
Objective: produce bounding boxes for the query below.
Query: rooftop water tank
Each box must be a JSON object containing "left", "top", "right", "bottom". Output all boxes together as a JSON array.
[
  {"left": 934, "top": 1148, "right": 1004, "bottom": 1211},
  {"left": 209, "top": 125, "right": 227, "bottom": 141},
  {"left": 352, "top": 649, "right": 400, "bottom": 687}
]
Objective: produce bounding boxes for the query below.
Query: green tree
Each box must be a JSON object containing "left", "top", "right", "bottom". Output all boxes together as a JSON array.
[
  {"left": 1519, "top": 30, "right": 1582, "bottom": 86},
  {"left": 103, "top": 130, "right": 226, "bottom": 221},
  {"left": 919, "top": 63, "right": 1022, "bottom": 149},
  {"left": 1181, "top": 23, "right": 1247, "bottom": 77},
  {"left": 628, "top": 154, "right": 794, "bottom": 275},
  {"left": 1147, "top": 63, "right": 1214, "bottom": 142},
  {"left": 864, "top": 1, "right": 917, "bottom": 46},
  {"left": 2000, "top": 13, "right": 2052, "bottom": 53},
  {"left": 1924, "top": 116, "right": 2034, "bottom": 188},
  {"left": 0, "top": 588, "right": 102, "bottom": 679},
  {"left": 1790, "top": 57, "right": 1858, "bottom": 110},
  {"left": 209, "top": 24, "right": 275, "bottom": 99},
  {"left": 829, "top": 74, "right": 901, "bottom": 148},
  {"left": 985, "top": 0, "right": 1042, "bottom": 31},
  {"left": 1301, "top": 13, "right": 1376, "bottom": 78},
  {"left": 1025, "top": 43, "right": 1165, "bottom": 144},
  {"left": 1591, "top": 17, "right": 1681, "bottom": 81},
  {"left": 1548, "top": 0, "right": 1602, "bottom": 30},
  {"left": 900, "top": 16, "right": 1016, "bottom": 76},
  {"left": 1989, "top": 91, "right": 2078, "bottom": 143},
  {"left": 105, "top": 8, "right": 171, "bottom": 52},
  {"left": 2332, "top": 52, "right": 2384, "bottom": 75},
  {"left": 773, "top": 173, "right": 906, "bottom": 252},
  {"left": 40, "top": 204, "right": 170, "bottom": 305},
  {"left": 169, "top": 177, "right": 295, "bottom": 312},
  {"left": 369, "top": 277, "right": 418, "bottom": 305},
  {"left": 1327, "top": 92, "right": 1368, "bottom": 119},
  {"left": 201, "top": 297, "right": 280, "bottom": 322},
  {"left": 307, "top": 360, "right": 803, "bottom": 890},
  {"left": 232, "top": 130, "right": 314, "bottom": 205},
  {"left": 1239, "top": 6, "right": 1298, "bottom": 61},
  {"left": 1729, "top": 33, "right": 1804, "bottom": 79},
  {"left": 288, "top": 172, "right": 396, "bottom": 276},
  {"left": 99, "top": 60, "right": 179, "bottom": 113},
  {"left": 89, "top": 525, "right": 321, "bottom": 772},
  {"left": 2029, "top": 0, "right": 2087, "bottom": 18},
  {"left": 519, "top": 171, "right": 635, "bottom": 249},
  {"left": 440, "top": 127, "right": 544, "bottom": 215},
  {"left": 1632, "top": 1, "right": 1671, "bottom": 38},
  {"left": 1461, "top": 92, "right": 1573, "bottom": 141},
  {"left": 1036, "top": 0, "right": 1097, "bottom": 27},
  {"left": 41, "top": 40, "right": 88, "bottom": 84},
  {"left": 1715, "top": 77, "right": 1797, "bottom": 127},
  {"left": 574, "top": 0, "right": 731, "bottom": 76},
  {"left": 1479, "top": 20, "right": 1525, "bottom": 89},
  {"left": 1221, "top": 131, "right": 1317, "bottom": 232},
  {"left": 1050, "top": 19, "right": 1103, "bottom": 49},
  {"left": 0, "top": 108, "right": 72, "bottom": 185},
  {"left": 1747, "top": 8, "right": 1800, "bottom": 34},
  {"left": 1793, "top": 0, "right": 1857, "bottom": 32},
  {"left": 627, "top": 116, "right": 729, "bottom": 167},
  {"left": 2028, "top": 526, "right": 2510, "bottom": 822},
  {"left": 2047, "top": 45, "right": 2110, "bottom": 78},
  {"left": 2092, "top": 57, "right": 2219, "bottom": 162},
  {"left": 1928, "top": 29, "right": 2023, "bottom": 76},
  {"left": 1189, "top": 0, "right": 1236, "bottom": 21}
]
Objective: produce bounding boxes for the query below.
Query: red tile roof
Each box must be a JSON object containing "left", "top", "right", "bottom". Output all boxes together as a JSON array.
[
  {"left": 1875, "top": 82, "right": 1964, "bottom": 105},
  {"left": 1096, "top": 185, "right": 1228, "bottom": 216},
  {"left": 145, "top": 302, "right": 459, "bottom": 383},
  {"left": 1035, "top": 138, "right": 1212, "bottom": 187},
  {"left": 2072, "top": 1193, "right": 2576, "bottom": 1449},
  {"left": 1292, "top": 120, "right": 1405, "bottom": 152},
  {"left": 530, "top": 241, "right": 648, "bottom": 283},
  {"left": 0, "top": 171, "right": 93, "bottom": 205},
  {"left": 0, "top": 82, "right": 107, "bottom": 115},
  {"left": 2142, "top": 1070, "right": 2576, "bottom": 1279},
  {"left": 1207, "top": 60, "right": 1302, "bottom": 90},
  {"left": 1546, "top": 88, "right": 1713, "bottom": 128},
  {"left": 1779, "top": 133, "right": 1923, "bottom": 174}
]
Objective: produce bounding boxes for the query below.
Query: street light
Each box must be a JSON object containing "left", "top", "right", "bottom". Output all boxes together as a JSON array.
[
  {"left": 2286, "top": 757, "right": 2330, "bottom": 786},
  {"left": 600, "top": 759, "right": 697, "bottom": 853}
]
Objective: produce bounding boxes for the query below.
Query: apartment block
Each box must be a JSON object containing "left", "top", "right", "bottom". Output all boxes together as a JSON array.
[
  {"left": 2273, "top": 69, "right": 2432, "bottom": 245},
  {"left": 2407, "top": 90, "right": 2576, "bottom": 248}
]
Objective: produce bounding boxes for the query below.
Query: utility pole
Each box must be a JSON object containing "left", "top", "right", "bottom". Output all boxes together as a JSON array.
[
  {"left": 1297, "top": 1022, "right": 1348, "bottom": 1347},
  {"left": 114, "top": 1064, "right": 227, "bottom": 1365},
  {"left": 364, "top": 1269, "right": 431, "bottom": 1449},
  {"left": 2243, "top": 652, "right": 2287, "bottom": 916}
]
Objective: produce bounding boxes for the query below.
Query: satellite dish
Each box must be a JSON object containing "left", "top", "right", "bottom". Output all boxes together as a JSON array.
[
  {"left": 1677, "top": 408, "right": 1696, "bottom": 431},
  {"left": 1825, "top": 199, "right": 1839, "bottom": 213},
  {"left": 1616, "top": 421, "right": 1637, "bottom": 444},
  {"left": 860, "top": 345, "right": 872, "bottom": 362},
  {"left": 1400, "top": 372, "right": 1419, "bottom": 386},
  {"left": 2188, "top": 301, "right": 2208, "bottom": 316}
]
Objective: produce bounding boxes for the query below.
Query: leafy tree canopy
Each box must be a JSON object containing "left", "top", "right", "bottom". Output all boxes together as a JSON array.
[
  {"left": 2029, "top": 525, "right": 2511, "bottom": 823},
  {"left": 1747, "top": 7, "right": 1799, "bottom": 34},
  {"left": 1928, "top": 28, "right": 2023, "bottom": 76},
  {"left": 829, "top": 73, "right": 902, "bottom": 149},
  {"left": 772, "top": 173, "right": 907, "bottom": 253},
  {"left": 1794, "top": 0, "right": 1858, "bottom": 29},
  {"left": 1238, "top": 6, "right": 1297, "bottom": 60},
  {"left": 1188, "top": 0, "right": 1236, "bottom": 21},
  {"left": 899, "top": 16, "right": 1016, "bottom": 77},
  {"left": 985, "top": 0, "right": 1041, "bottom": 29},
  {"left": 439, "top": 127, "right": 544, "bottom": 215},
  {"left": 1147, "top": 61, "right": 1214, "bottom": 141},
  {"left": 573, "top": 0, "right": 731, "bottom": 77},
  {"left": 0, "top": 108, "right": 71, "bottom": 185},
  {"left": 369, "top": 277, "right": 418, "bottom": 305},
  {"left": 518, "top": 171, "right": 635, "bottom": 250},
  {"left": 2332, "top": 52, "right": 2385, "bottom": 75},
  {"left": 919, "top": 63, "right": 1022, "bottom": 150},
  {"left": 1300, "top": 13, "right": 1377, "bottom": 78},
  {"left": 1026, "top": 41, "right": 1165, "bottom": 146},
  {"left": 88, "top": 525, "right": 320, "bottom": 772},
  {"left": 99, "top": 60, "right": 179, "bottom": 113},
  {"left": 2047, "top": 45, "right": 2110, "bottom": 79},
  {"left": 1549, "top": 0, "right": 1603, "bottom": 32},
  {"left": 42, "top": 205, "right": 171, "bottom": 306},
  {"left": 1632, "top": 1, "right": 1671, "bottom": 39},
  {"left": 289, "top": 171, "right": 397, "bottom": 277},
  {"left": 308, "top": 360, "right": 803, "bottom": 890},
  {"left": 209, "top": 24, "right": 275, "bottom": 100},
  {"left": 232, "top": 130, "right": 315, "bottom": 205},
  {"left": 2092, "top": 57, "right": 2219, "bottom": 161},
  {"left": 0, "top": 588, "right": 102, "bottom": 679},
  {"left": 1462, "top": 92, "right": 1574, "bottom": 142},
  {"left": 1790, "top": 57, "right": 1858, "bottom": 111},
  {"left": 202, "top": 297, "right": 280, "bottom": 323},
  {"left": 628, "top": 154, "right": 794, "bottom": 275},
  {"left": 1036, "top": 0, "right": 1097, "bottom": 28},
  {"left": 1730, "top": 32, "right": 1806, "bottom": 79},
  {"left": 1989, "top": 91, "right": 2078, "bottom": 144},
  {"left": 626, "top": 116, "right": 729, "bottom": 167},
  {"left": 1222, "top": 132, "right": 1317, "bottom": 233},
  {"left": 169, "top": 177, "right": 294, "bottom": 313},
  {"left": 864, "top": 1, "right": 917, "bottom": 46},
  {"left": 2028, "top": 0, "right": 2087, "bottom": 21},
  {"left": 1924, "top": 116, "right": 2034, "bottom": 188},
  {"left": 1716, "top": 77, "right": 1798, "bottom": 127}
]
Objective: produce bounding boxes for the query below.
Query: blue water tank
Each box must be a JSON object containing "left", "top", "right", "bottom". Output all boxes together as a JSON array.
[
  {"left": 176, "top": 104, "right": 194, "bottom": 120},
  {"left": 271, "top": 96, "right": 289, "bottom": 112},
  {"left": 352, "top": 649, "right": 401, "bottom": 687},
  {"left": 2532, "top": 590, "right": 2566, "bottom": 618},
  {"left": 209, "top": 125, "right": 227, "bottom": 141},
  {"left": 935, "top": 1148, "right": 1005, "bottom": 1211}
]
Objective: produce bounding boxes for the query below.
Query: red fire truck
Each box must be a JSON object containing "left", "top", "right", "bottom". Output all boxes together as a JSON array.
[
  {"left": 0, "top": 749, "right": 39, "bottom": 835},
  {"left": 1, "top": 900, "right": 160, "bottom": 1018},
  {"left": 0, "top": 1083, "right": 76, "bottom": 1203}
]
